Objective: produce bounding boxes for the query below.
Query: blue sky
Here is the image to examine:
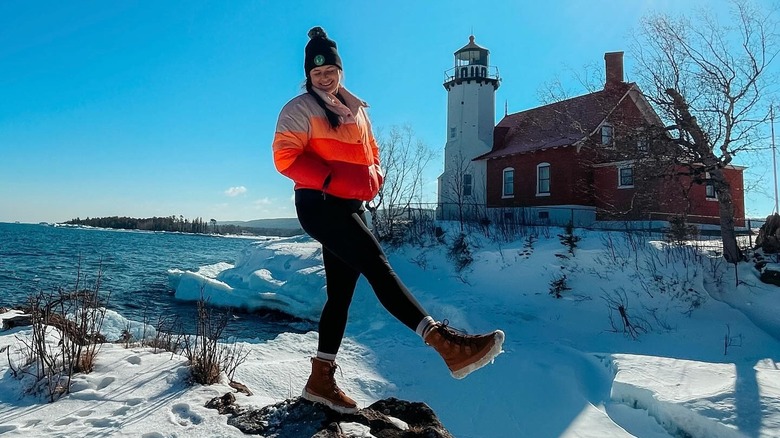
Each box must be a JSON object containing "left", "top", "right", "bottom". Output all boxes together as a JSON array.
[{"left": 0, "top": 0, "right": 773, "bottom": 223}]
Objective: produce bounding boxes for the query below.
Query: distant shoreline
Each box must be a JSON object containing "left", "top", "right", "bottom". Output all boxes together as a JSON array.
[{"left": 2, "top": 221, "right": 304, "bottom": 239}]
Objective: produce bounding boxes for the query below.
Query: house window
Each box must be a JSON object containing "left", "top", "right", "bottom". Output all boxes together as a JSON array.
[
  {"left": 601, "top": 123, "right": 614, "bottom": 146},
  {"left": 463, "top": 174, "right": 473, "bottom": 197},
  {"left": 618, "top": 166, "right": 634, "bottom": 188},
  {"left": 537, "top": 163, "right": 550, "bottom": 196},
  {"left": 450, "top": 127, "right": 456, "bottom": 139},
  {"left": 637, "top": 137, "right": 649, "bottom": 154},
  {"left": 502, "top": 168, "right": 514, "bottom": 197},
  {"left": 538, "top": 211, "right": 549, "bottom": 220},
  {"left": 706, "top": 183, "right": 717, "bottom": 199},
  {"left": 705, "top": 172, "right": 717, "bottom": 200}
]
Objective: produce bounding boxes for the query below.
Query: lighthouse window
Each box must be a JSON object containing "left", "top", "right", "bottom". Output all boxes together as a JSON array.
[
  {"left": 461, "top": 67, "right": 467, "bottom": 78},
  {"left": 463, "top": 174, "right": 473, "bottom": 196},
  {"left": 450, "top": 127, "right": 456, "bottom": 139}
]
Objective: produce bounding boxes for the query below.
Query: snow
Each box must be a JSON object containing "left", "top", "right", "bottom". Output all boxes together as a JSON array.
[{"left": 1, "top": 226, "right": 779, "bottom": 437}]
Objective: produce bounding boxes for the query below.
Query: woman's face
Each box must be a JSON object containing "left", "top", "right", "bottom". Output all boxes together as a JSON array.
[{"left": 309, "top": 65, "right": 340, "bottom": 94}]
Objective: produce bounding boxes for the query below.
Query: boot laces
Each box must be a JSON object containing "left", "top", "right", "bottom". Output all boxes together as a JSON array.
[
  {"left": 326, "top": 362, "right": 345, "bottom": 395},
  {"left": 437, "top": 320, "right": 483, "bottom": 347}
]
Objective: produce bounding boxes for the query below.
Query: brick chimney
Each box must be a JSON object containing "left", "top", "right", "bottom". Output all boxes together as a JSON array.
[{"left": 604, "top": 51, "right": 624, "bottom": 88}]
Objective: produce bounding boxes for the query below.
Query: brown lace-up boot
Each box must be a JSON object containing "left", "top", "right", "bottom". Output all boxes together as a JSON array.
[
  {"left": 424, "top": 322, "right": 505, "bottom": 379},
  {"left": 302, "top": 357, "right": 358, "bottom": 414}
]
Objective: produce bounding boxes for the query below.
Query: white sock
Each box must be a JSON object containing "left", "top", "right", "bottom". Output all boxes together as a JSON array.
[
  {"left": 415, "top": 316, "right": 436, "bottom": 339},
  {"left": 316, "top": 351, "right": 337, "bottom": 362}
]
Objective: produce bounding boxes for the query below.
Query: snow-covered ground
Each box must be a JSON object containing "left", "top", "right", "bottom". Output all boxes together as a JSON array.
[{"left": 1, "top": 226, "right": 779, "bottom": 437}]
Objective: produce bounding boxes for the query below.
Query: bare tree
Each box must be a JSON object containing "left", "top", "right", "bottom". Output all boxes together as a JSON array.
[
  {"left": 536, "top": 60, "right": 603, "bottom": 105},
  {"left": 440, "top": 151, "right": 483, "bottom": 232},
  {"left": 372, "top": 125, "right": 436, "bottom": 241},
  {"left": 632, "top": 0, "right": 779, "bottom": 262}
]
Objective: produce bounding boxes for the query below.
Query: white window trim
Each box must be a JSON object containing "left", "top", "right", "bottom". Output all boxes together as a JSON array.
[
  {"left": 502, "top": 167, "right": 515, "bottom": 198},
  {"left": 617, "top": 165, "right": 634, "bottom": 189},
  {"left": 635, "top": 127, "right": 648, "bottom": 154},
  {"left": 637, "top": 138, "right": 649, "bottom": 154},
  {"left": 601, "top": 123, "right": 615, "bottom": 147},
  {"left": 705, "top": 172, "right": 718, "bottom": 201},
  {"left": 463, "top": 173, "right": 473, "bottom": 197},
  {"left": 536, "top": 162, "right": 551, "bottom": 196}
]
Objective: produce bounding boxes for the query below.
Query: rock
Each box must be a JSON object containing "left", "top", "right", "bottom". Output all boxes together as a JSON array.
[
  {"left": 206, "top": 396, "right": 454, "bottom": 437},
  {"left": 367, "top": 397, "right": 452, "bottom": 436},
  {"left": 1, "top": 314, "right": 32, "bottom": 330},
  {"left": 755, "top": 213, "right": 780, "bottom": 253},
  {"left": 227, "top": 398, "right": 328, "bottom": 436},
  {"left": 760, "top": 266, "right": 780, "bottom": 287},
  {"left": 205, "top": 392, "right": 244, "bottom": 416},
  {"left": 229, "top": 380, "right": 253, "bottom": 396}
]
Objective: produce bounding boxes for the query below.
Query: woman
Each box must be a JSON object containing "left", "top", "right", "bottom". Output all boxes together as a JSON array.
[{"left": 272, "top": 27, "right": 504, "bottom": 414}]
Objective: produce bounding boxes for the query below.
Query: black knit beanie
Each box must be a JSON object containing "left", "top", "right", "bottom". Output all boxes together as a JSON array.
[{"left": 304, "top": 27, "right": 342, "bottom": 75}]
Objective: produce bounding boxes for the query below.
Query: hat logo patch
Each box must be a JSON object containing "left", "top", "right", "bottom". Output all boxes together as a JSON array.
[{"left": 314, "top": 55, "right": 325, "bottom": 66}]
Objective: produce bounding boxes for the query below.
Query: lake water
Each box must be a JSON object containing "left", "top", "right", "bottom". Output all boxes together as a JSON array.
[{"left": 0, "top": 222, "right": 312, "bottom": 339}]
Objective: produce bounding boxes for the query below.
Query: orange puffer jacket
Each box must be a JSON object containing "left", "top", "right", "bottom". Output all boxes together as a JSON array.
[{"left": 272, "top": 92, "right": 383, "bottom": 201}]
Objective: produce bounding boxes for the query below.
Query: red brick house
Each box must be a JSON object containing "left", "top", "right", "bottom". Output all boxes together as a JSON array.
[{"left": 475, "top": 52, "right": 745, "bottom": 228}]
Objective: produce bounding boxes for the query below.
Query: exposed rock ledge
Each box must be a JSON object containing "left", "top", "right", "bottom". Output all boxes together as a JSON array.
[{"left": 206, "top": 392, "right": 454, "bottom": 437}]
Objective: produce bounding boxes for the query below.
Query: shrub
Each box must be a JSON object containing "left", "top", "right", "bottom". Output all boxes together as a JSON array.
[
  {"left": 182, "top": 297, "right": 248, "bottom": 386},
  {"left": 666, "top": 216, "right": 699, "bottom": 245},
  {"left": 447, "top": 233, "right": 474, "bottom": 272},
  {"left": 7, "top": 265, "right": 108, "bottom": 402},
  {"left": 558, "top": 222, "right": 581, "bottom": 256},
  {"left": 549, "top": 274, "right": 571, "bottom": 299}
]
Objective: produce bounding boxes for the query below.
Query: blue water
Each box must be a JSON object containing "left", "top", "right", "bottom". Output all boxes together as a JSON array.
[{"left": 0, "top": 222, "right": 312, "bottom": 339}]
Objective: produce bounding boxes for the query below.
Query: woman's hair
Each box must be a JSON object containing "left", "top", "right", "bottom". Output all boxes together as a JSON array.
[{"left": 305, "top": 76, "right": 346, "bottom": 129}]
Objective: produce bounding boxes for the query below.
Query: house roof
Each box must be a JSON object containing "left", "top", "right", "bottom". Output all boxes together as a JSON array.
[{"left": 477, "top": 82, "right": 637, "bottom": 160}]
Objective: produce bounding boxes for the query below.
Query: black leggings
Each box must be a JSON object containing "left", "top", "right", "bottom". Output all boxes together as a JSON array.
[{"left": 295, "top": 189, "right": 428, "bottom": 355}]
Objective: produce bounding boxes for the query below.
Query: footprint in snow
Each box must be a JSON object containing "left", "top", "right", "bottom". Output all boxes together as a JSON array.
[
  {"left": 126, "top": 355, "right": 142, "bottom": 365},
  {"left": 53, "top": 417, "right": 78, "bottom": 427},
  {"left": 113, "top": 405, "right": 132, "bottom": 416},
  {"left": 21, "top": 419, "right": 40, "bottom": 428},
  {"left": 125, "top": 397, "right": 144, "bottom": 406},
  {"left": 169, "top": 403, "right": 203, "bottom": 427},
  {"left": 85, "top": 417, "right": 120, "bottom": 428},
  {"left": 96, "top": 376, "right": 115, "bottom": 390}
]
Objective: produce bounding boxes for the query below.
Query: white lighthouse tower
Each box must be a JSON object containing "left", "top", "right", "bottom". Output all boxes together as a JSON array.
[{"left": 437, "top": 35, "right": 500, "bottom": 219}]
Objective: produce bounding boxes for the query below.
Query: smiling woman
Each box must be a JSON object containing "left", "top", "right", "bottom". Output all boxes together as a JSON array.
[
  {"left": 309, "top": 65, "right": 341, "bottom": 95},
  {"left": 271, "top": 26, "right": 504, "bottom": 415}
]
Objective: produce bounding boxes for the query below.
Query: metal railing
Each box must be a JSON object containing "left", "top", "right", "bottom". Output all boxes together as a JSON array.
[
  {"left": 377, "top": 202, "right": 752, "bottom": 235},
  {"left": 443, "top": 65, "right": 500, "bottom": 83}
]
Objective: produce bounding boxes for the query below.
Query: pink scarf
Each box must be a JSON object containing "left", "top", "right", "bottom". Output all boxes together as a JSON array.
[{"left": 311, "top": 86, "right": 366, "bottom": 125}]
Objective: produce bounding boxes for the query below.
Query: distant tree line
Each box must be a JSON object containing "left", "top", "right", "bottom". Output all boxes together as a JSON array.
[{"left": 64, "top": 216, "right": 303, "bottom": 237}]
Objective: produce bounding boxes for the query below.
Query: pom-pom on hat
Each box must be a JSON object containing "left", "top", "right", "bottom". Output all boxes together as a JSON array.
[{"left": 304, "top": 27, "right": 342, "bottom": 75}]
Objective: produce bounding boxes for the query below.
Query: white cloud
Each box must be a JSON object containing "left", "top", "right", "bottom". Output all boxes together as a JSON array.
[
  {"left": 253, "top": 197, "right": 272, "bottom": 207},
  {"left": 224, "top": 186, "right": 247, "bottom": 197}
]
